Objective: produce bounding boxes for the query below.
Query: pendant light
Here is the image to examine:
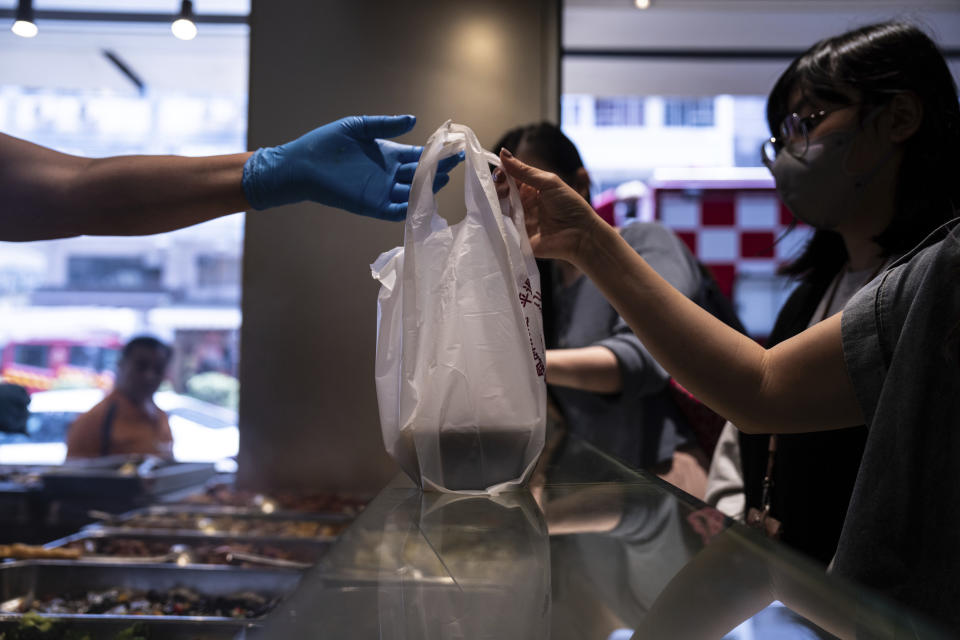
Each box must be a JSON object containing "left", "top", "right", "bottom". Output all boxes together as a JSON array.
[
  {"left": 11, "top": 0, "right": 38, "bottom": 38},
  {"left": 171, "top": 0, "right": 197, "bottom": 41}
]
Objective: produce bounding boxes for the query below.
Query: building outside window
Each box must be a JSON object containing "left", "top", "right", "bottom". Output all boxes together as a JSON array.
[
  {"left": 594, "top": 97, "right": 645, "bottom": 127},
  {"left": 663, "top": 97, "right": 715, "bottom": 127},
  {"left": 0, "top": 1, "right": 248, "bottom": 464},
  {"left": 67, "top": 256, "right": 163, "bottom": 291}
]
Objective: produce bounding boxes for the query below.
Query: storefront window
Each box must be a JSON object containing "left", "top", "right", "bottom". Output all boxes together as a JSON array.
[
  {"left": 663, "top": 97, "right": 715, "bottom": 127},
  {"left": 0, "top": 6, "right": 247, "bottom": 463},
  {"left": 562, "top": 89, "right": 805, "bottom": 340}
]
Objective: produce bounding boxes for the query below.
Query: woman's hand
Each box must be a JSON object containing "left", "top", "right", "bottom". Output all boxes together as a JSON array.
[
  {"left": 493, "top": 166, "right": 540, "bottom": 241},
  {"left": 498, "top": 148, "right": 606, "bottom": 265}
]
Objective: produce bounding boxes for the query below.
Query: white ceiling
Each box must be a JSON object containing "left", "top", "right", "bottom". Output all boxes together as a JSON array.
[{"left": 0, "top": 20, "right": 247, "bottom": 94}]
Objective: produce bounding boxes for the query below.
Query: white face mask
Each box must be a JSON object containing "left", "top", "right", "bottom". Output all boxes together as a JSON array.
[{"left": 771, "top": 110, "right": 891, "bottom": 229}]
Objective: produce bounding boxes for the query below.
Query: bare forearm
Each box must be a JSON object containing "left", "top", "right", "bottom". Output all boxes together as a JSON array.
[
  {"left": 0, "top": 133, "right": 252, "bottom": 241},
  {"left": 575, "top": 225, "right": 862, "bottom": 434},
  {"left": 63, "top": 153, "right": 253, "bottom": 237},
  {"left": 546, "top": 346, "right": 622, "bottom": 394}
]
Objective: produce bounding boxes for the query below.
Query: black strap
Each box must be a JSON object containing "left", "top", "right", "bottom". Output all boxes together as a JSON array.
[{"left": 99, "top": 403, "right": 117, "bottom": 457}]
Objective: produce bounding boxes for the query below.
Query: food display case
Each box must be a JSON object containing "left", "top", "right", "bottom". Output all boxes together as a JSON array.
[
  {"left": 0, "top": 481, "right": 364, "bottom": 636},
  {"left": 3, "top": 437, "right": 951, "bottom": 639},
  {"left": 0, "top": 458, "right": 221, "bottom": 544},
  {"left": 246, "top": 437, "right": 952, "bottom": 639}
]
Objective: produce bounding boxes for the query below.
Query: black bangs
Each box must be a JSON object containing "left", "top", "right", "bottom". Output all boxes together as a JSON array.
[{"left": 769, "top": 21, "right": 960, "bottom": 282}]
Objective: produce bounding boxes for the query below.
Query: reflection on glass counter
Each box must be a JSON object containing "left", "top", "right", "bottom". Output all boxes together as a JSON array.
[{"left": 250, "top": 437, "right": 951, "bottom": 639}]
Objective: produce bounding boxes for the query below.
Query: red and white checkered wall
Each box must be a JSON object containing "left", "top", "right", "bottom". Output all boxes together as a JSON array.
[{"left": 655, "top": 188, "right": 811, "bottom": 299}]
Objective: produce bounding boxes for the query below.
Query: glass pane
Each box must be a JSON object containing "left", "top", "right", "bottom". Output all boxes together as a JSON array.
[
  {"left": 67, "top": 345, "right": 98, "bottom": 368},
  {"left": 562, "top": 91, "right": 802, "bottom": 340},
  {"left": 0, "top": 21, "right": 248, "bottom": 461},
  {"left": 12, "top": 345, "right": 49, "bottom": 368}
]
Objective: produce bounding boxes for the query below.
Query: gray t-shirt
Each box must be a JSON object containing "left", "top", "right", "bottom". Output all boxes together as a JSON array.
[
  {"left": 551, "top": 222, "right": 704, "bottom": 469},
  {"left": 837, "top": 219, "right": 960, "bottom": 628}
]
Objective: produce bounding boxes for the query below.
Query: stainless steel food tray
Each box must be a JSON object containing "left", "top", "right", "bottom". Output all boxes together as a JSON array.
[
  {"left": 79, "top": 506, "right": 350, "bottom": 541},
  {"left": 45, "top": 530, "right": 333, "bottom": 567},
  {"left": 0, "top": 560, "right": 302, "bottom": 621},
  {"left": 75, "top": 526, "right": 341, "bottom": 545},
  {"left": 112, "top": 503, "right": 353, "bottom": 523},
  {"left": 0, "top": 616, "right": 250, "bottom": 639},
  {"left": 41, "top": 462, "right": 216, "bottom": 500}
]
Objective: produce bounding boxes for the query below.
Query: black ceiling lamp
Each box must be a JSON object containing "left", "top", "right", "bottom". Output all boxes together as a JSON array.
[
  {"left": 11, "top": 0, "right": 38, "bottom": 38},
  {"left": 171, "top": 0, "right": 197, "bottom": 41}
]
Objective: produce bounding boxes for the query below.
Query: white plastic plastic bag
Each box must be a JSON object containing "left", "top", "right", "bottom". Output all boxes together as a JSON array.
[{"left": 372, "top": 121, "right": 546, "bottom": 495}]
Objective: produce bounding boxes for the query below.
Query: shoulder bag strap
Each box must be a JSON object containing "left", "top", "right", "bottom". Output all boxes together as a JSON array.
[{"left": 99, "top": 403, "right": 117, "bottom": 457}]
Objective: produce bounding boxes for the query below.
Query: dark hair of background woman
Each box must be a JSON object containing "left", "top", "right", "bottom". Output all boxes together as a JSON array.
[
  {"left": 493, "top": 122, "right": 590, "bottom": 201},
  {"left": 492, "top": 122, "right": 591, "bottom": 351},
  {"left": 767, "top": 21, "right": 960, "bottom": 283}
]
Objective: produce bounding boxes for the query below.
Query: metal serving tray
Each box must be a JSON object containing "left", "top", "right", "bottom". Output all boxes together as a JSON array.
[
  {"left": 0, "top": 560, "right": 301, "bottom": 621},
  {"left": 80, "top": 506, "right": 350, "bottom": 542},
  {"left": 41, "top": 462, "right": 216, "bottom": 500},
  {"left": 0, "top": 616, "right": 249, "bottom": 639},
  {"left": 45, "top": 530, "right": 333, "bottom": 568},
  {"left": 115, "top": 503, "right": 354, "bottom": 523}
]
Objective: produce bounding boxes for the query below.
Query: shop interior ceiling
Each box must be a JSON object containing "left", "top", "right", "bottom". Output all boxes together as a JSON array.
[
  {"left": 562, "top": 0, "right": 960, "bottom": 94},
  {"left": 0, "top": 1, "right": 247, "bottom": 94},
  {"left": 0, "top": 0, "right": 956, "bottom": 98},
  {"left": 562, "top": 0, "right": 960, "bottom": 44}
]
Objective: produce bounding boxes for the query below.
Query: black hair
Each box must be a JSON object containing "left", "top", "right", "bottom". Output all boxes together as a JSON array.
[
  {"left": 121, "top": 336, "right": 172, "bottom": 361},
  {"left": 492, "top": 122, "right": 590, "bottom": 201},
  {"left": 768, "top": 21, "right": 960, "bottom": 283}
]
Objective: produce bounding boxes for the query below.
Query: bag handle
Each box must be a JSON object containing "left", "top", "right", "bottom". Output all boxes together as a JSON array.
[
  {"left": 408, "top": 121, "right": 526, "bottom": 246},
  {"left": 405, "top": 121, "right": 543, "bottom": 388}
]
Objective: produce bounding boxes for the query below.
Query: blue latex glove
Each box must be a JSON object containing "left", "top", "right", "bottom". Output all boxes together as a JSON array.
[{"left": 242, "top": 115, "right": 463, "bottom": 221}]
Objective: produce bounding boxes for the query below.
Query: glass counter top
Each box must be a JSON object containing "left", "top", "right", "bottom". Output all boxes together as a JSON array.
[{"left": 250, "top": 437, "right": 951, "bottom": 639}]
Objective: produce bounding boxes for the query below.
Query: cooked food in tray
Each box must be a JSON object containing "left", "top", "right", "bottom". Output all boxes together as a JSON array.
[
  {"left": 0, "top": 467, "right": 44, "bottom": 487},
  {"left": 0, "top": 613, "right": 149, "bottom": 640},
  {"left": 179, "top": 483, "right": 367, "bottom": 516},
  {"left": 0, "top": 545, "right": 81, "bottom": 561},
  {"left": 62, "top": 537, "right": 321, "bottom": 567},
  {"left": 113, "top": 513, "right": 345, "bottom": 538},
  {"left": 8, "top": 586, "right": 278, "bottom": 618}
]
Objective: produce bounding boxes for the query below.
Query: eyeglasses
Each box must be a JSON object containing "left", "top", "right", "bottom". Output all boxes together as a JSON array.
[{"left": 760, "top": 104, "right": 859, "bottom": 167}]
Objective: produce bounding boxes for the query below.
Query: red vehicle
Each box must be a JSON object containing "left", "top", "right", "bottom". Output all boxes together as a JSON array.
[{"left": 1, "top": 337, "right": 121, "bottom": 393}]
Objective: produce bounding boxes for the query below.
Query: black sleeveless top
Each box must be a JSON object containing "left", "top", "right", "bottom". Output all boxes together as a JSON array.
[{"left": 739, "top": 276, "right": 868, "bottom": 567}]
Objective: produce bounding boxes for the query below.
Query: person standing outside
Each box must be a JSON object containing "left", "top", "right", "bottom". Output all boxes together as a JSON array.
[{"left": 66, "top": 336, "right": 173, "bottom": 459}]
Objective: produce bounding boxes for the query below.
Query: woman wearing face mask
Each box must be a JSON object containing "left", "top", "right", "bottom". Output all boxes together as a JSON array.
[
  {"left": 703, "top": 20, "right": 960, "bottom": 569},
  {"left": 498, "top": 20, "right": 960, "bottom": 630}
]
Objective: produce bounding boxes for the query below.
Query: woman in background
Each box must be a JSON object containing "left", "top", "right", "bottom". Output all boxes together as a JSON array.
[{"left": 495, "top": 123, "right": 744, "bottom": 499}]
